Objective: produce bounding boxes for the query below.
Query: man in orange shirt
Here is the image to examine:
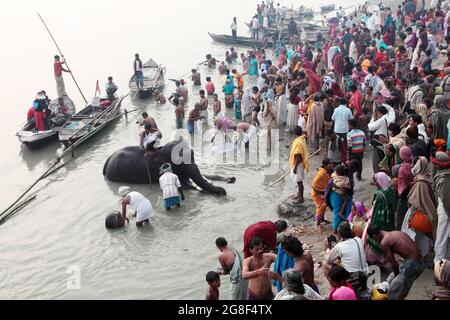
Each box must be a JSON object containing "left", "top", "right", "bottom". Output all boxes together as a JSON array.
[
  {"left": 311, "top": 158, "right": 334, "bottom": 230},
  {"left": 232, "top": 69, "right": 245, "bottom": 90}
]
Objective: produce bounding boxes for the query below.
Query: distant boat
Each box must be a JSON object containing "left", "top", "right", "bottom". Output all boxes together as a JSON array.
[
  {"left": 129, "top": 59, "right": 165, "bottom": 99},
  {"left": 320, "top": 4, "right": 336, "bottom": 13},
  {"left": 298, "top": 6, "right": 314, "bottom": 19},
  {"left": 58, "top": 94, "right": 126, "bottom": 146},
  {"left": 16, "top": 95, "right": 76, "bottom": 150},
  {"left": 208, "top": 32, "right": 264, "bottom": 47}
]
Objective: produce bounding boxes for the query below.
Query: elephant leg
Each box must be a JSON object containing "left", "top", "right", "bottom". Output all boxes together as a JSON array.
[{"left": 203, "top": 175, "right": 236, "bottom": 184}]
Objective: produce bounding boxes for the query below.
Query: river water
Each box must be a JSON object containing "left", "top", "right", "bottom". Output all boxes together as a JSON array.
[{"left": 0, "top": 0, "right": 359, "bottom": 299}]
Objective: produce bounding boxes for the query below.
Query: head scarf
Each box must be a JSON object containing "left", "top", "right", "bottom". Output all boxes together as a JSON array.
[
  {"left": 374, "top": 172, "right": 392, "bottom": 191},
  {"left": 354, "top": 202, "right": 366, "bottom": 217},
  {"left": 399, "top": 146, "right": 413, "bottom": 163},
  {"left": 411, "top": 156, "right": 433, "bottom": 183},
  {"left": 434, "top": 95, "right": 446, "bottom": 111},
  {"left": 332, "top": 286, "right": 357, "bottom": 300},
  {"left": 159, "top": 163, "right": 172, "bottom": 175}
]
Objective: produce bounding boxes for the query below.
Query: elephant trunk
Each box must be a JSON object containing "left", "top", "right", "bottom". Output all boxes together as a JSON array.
[{"left": 186, "top": 164, "right": 227, "bottom": 196}]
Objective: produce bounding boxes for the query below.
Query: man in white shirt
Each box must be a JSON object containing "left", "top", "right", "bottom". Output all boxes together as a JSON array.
[
  {"left": 263, "top": 15, "right": 269, "bottom": 31},
  {"left": 231, "top": 17, "right": 237, "bottom": 38},
  {"left": 405, "top": 83, "right": 424, "bottom": 113},
  {"left": 331, "top": 98, "right": 354, "bottom": 139},
  {"left": 119, "top": 186, "right": 154, "bottom": 227},
  {"left": 251, "top": 16, "right": 260, "bottom": 39},
  {"left": 368, "top": 105, "right": 391, "bottom": 172},
  {"left": 323, "top": 221, "right": 369, "bottom": 298},
  {"left": 159, "top": 163, "right": 185, "bottom": 210}
]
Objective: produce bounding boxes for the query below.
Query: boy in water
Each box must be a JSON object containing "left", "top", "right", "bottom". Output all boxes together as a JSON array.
[
  {"left": 173, "top": 98, "right": 184, "bottom": 129},
  {"left": 154, "top": 89, "right": 166, "bottom": 104},
  {"left": 205, "top": 77, "right": 215, "bottom": 95},
  {"left": 205, "top": 271, "right": 221, "bottom": 300}
]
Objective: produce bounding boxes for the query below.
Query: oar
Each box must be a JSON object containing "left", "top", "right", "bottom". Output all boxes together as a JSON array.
[
  {"left": 265, "top": 147, "right": 322, "bottom": 189},
  {"left": 37, "top": 13, "right": 88, "bottom": 105}
]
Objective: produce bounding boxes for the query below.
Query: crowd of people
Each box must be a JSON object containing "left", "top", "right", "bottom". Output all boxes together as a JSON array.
[{"left": 200, "top": 0, "right": 450, "bottom": 301}]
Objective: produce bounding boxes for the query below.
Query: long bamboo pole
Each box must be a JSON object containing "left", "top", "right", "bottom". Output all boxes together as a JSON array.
[{"left": 37, "top": 13, "right": 88, "bottom": 105}]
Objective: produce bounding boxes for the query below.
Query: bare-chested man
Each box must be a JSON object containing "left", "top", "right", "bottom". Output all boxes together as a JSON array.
[
  {"left": 186, "top": 103, "right": 204, "bottom": 134},
  {"left": 205, "top": 271, "right": 221, "bottom": 300},
  {"left": 212, "top": 94, "right": 222, "bottom": 117},
  {"left": 154, "top": 89, "right": 166, "bottom": 104},
  {"left": 137, "top": 112, "right": 159, "bottom": 130},
  {"left": 218, "top": 61, "right": 227, "bottom": 75},
  {"left": 368, "top": 225, "right": 425, "bottom": 300},
  {"left": 284, "top": 236, "right": 319, "bottom": 293},
  {"left": 242, "top": 237, "right": 282, "bottom": 300},
  {"left": 215, "top": 237, "right": 247, "bottom": 300},
  {"left": 233, "top": 122, "right": 257, "bottom": 149},
  {"left": 191, "top": 69, "right": 201, "bottom": 86},
  {"left": 199, "top": 90, "right": 209, "bottom": 124},
  {"left": 173, "top": 98, "right": 185, "bottom": 129}
]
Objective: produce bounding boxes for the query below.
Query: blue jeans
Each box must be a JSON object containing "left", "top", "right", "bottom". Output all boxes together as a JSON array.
[{"left": 135, "top": 71, "right": 144, "bottom": 89}]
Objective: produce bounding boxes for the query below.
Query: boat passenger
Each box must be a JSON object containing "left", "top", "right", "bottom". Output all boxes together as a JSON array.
[{"left": 105, "top": 76, "right": 118, "bottom": 100}]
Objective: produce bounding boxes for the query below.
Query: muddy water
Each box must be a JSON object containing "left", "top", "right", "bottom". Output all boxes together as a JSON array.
[{"left": 0, "top": 0, "right": 362, "bottom": 299}]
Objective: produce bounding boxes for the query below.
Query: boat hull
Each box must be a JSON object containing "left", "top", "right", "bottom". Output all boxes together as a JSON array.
[
  {"left": 208, "top": 33, "right": 264, "bottom": 47},
  {"left": 17, "top": 130, "right": 59, "bottom": 150}
]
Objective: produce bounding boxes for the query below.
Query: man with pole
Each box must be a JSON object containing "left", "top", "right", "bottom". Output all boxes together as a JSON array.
[{"left": 54, "top": 55, "right": 70, "bottom": 98}]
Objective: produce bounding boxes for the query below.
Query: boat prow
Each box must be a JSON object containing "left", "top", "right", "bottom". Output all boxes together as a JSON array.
[{"left": 129, "top": 59, "right": 165, "bottom": 99}]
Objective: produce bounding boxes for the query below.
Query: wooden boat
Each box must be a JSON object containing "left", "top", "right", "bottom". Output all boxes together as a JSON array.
[
  {"left": 208, "top": 32, "right": 264, "bottom": 47},
  {"left": 298, "top": 6, "right": 314, "bottom": 19},
  {"left": 129, "top": 59, "right": 165, "bottom": 99},
  {"left": 16, "top": 95, "right": 76, "bottom": 150},
  {"left": 58, "top": 94, "right": 126, "bottom": 146},
  {"left": 320, "top": 4, "right": 336, "bottom": 13}
]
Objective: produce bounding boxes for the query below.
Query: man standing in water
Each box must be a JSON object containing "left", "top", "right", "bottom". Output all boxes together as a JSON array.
[
  {"left": 231, "top": 17, "right": 237, "bottom": 38},
  {"left": 54, "top": 55, "right": 70, "bottom": 97},
  {"left": 215, "top": 237, "right": 248, "bottom": 300},
  {"left": 190, "top": 69, "right": 201, "bottom": 86},
  {"left": 367, "top": 225, "right": 425, "bottom": 300},
  {"left": 119, "top": 186, "right": 154, "bottom": 228},
  {"left": 133, "top": 53, "right": 144, "bottom": 90},
  {"left": 289, "top": 126, "right": 310, "bottom": 204},
  {"left": 242, "top": 237, "right": 282, "bottom": 300}
]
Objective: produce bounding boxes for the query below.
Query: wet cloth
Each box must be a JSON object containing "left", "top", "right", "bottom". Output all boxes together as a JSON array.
[
  {"left": 388, "top": 259, "right": 425, "bottom": 300},
  {"left": 273, "top": 244, "right": 295, "bottom": 292},
  {"left": 229, "top": 248, "right": 248, "bottom": 300},
  {"left": 247, "top": 288, "right": 274, "bottom": 300},
  {"left": 128, "top": 192, "right": 153, "bottom": 223},
  {"left": 163, "top": 196, "right": 180, "bottom": 209}
]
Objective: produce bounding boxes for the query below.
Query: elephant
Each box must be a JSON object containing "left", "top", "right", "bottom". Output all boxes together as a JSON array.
[{"left": 103, "top": 139, "right": 235, "bottom": 195}]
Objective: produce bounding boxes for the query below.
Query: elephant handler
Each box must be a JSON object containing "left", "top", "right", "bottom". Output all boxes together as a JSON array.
[
  {"left": 159, "top": 163, "right": 185, "bottom": 210},
  {"left": 140, "top": 123, "right": 162, "bottom": 153},
  {"left": 119, "top": 186, "right": 154, "bottom": 227}
]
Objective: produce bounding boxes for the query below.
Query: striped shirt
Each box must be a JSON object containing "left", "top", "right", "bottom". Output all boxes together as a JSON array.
[{"left": 347, "top": 129, "right": 366, "bottom": 154}]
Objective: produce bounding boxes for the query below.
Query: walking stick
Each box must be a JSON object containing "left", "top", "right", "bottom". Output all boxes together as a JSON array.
[
  {"left": 265, "top": 147, "right": 322, "bottom": 189},
  {"left": 37, "top": 13, "right": 88, "bottom": 105}
]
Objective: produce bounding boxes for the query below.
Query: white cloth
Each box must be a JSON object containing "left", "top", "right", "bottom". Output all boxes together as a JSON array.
[
  {"left": 291, "top": 163, "right": 305, "bottom": 183},
  {"left": 297, "top": 114, "right": 306, "bottom": 132},
  {"left": 434, "top": 197, "right": 450, "bottom": 264},
  {"left": 252, "top": 18, "right": 259, "bottom": 29},
  {"left": 243, "top": 125, "right": 257, "bottom": 143},
  {"left": 286, "top": 103, "right": 299, "bottom": 132},
  {"left": 368, "top": 115, "right": 390, "bottom": 137},
  {"left": 328, "top": 238, "right": 369, "bottom": 274},
  {"left": 332, "top": 105, "right": 354, "bottom": 134},
  {"left": 231, "top": 21, "right": 237, "bottom": 31},
  {"left": 276, "top": 94, "right": 287, "bottom": 125},
  {"left": 55, "top": 76, "right": 66, "bottom": 98},
  {"left": 349, "top": 41, "right": 358, "bottom": 63},
  {"left": 134, "top": 60, "right": 143, "bottom": 72},
  {"left": 274, "top": 285, "right": 322, "bottom": 300},
  {"left": 128, "top": 191, "right": 153, "bottom": 222},
  {"left": 142, "top": 131, "right": 160, "bottom": 149},
  {"left": 159, "top": 172, "right": 181, "bottom": 200},
  {"left": 263, "top": 16, "right": 269, "bottom": 28}
]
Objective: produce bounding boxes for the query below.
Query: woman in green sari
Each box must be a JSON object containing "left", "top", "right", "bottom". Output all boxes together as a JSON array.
[
  {"left": 363, "top": 172, "right": 397, "bottom": 265},
  {"left": 378, "top": 144, "right": 401, "bottom": 177}
]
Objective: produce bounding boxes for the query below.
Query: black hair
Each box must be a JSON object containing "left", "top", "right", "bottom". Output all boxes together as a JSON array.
[
  {"left": 329, "top": 265, "right": 350, "bottom": 283},
  {"left": 275, "top": 220, "right": 288, "bottom": 232},
  {"left": 334, "top": 164, "right": 348, "bottom": 176},
  {"left": 362, "top": 107, "right": 370, "bottom": 114},
  {"left": 406, "top": 126, "right": 419, "bottom": 139},
  {"left": 199, "top": 90, "right": 205, "bottom": 95},
  {"left": 215, "top": 237, "right": 228, "bottom": 247},
  {"left": 423, "top": 98, "right": 433, "bottom": 109},
  {"left": 376, "top": 105, "right": 388, "bottom": 115},
  {"left": 294, "top": 126, "right": 303, "bottom": 136},
  {"left": 252, "top": 86, "right": 259, "bottom": 92},
  {"left": 249, "top": 237, "right": 263, "bottom": 249},
  {"left": 284, "top": 237, "right": 304, "bottom": 257},
  {"left": 206, "top": 77, "right": 211, "bottom": 81},
  {"left": 206, "top": 271, "right": 220, "bottom": 283},
  {"left": 108, "top": 76, "right": 113, "bottom": 80},
  {"left": 367, "top": 224, "right": 381, "bottom": 238},
  {"left": 348, "top": 119, "right": 358, "bottom": 128},
  {"left": 141, "top": 112, "right": 148, "bottom": 117},
  {"left": 337, "top": 221, "right": 352, "bottom": 239},
  {"left": 388, "top": 123, "right": 401, "bottom": 136},
  {"left": 339, "top": 98, "right": 348, "bottom": 105},
  {"left": 322, "top": 158, "right": 332, "bottom": 168},
  {"left": 410, "top": 113, "right": 422, "bottom": 124}
]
